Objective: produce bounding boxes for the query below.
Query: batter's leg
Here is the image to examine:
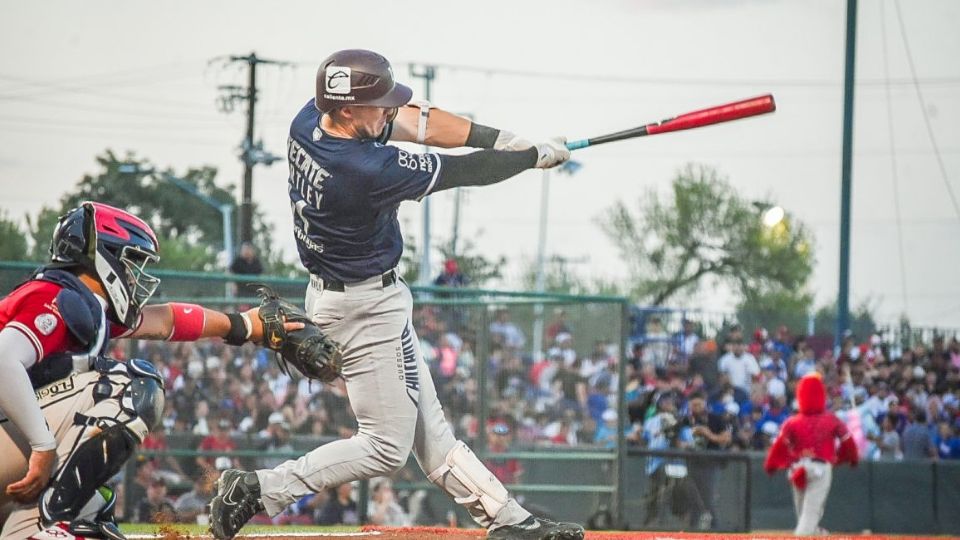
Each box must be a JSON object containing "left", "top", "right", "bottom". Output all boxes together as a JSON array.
[
  {"left": 256, "top": 287, "right": 420, "bottom": 515},
  {"left": 403, "top": 318, "right": 530, "bottom": 529}
]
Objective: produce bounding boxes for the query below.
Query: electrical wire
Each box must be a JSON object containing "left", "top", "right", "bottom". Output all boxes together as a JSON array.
[
  {"left": 893, "top": 0, "right": 960, "bottom": 229},
  {"left": 881, "top": 0, "right": 910, "bottom": 315},
  {"left": 293, "top": 59, "right": 960, "bottom": 88}
]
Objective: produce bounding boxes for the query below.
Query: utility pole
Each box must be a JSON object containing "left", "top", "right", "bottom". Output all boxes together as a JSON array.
[
  {"left": 837, "top": 0, "right": 857, "bottom": 346},
  {"left": 409, "top": 64, "right": 436, "bottom": 285},
  {"left": 217, "top": 52, "right": 285, "bottom": 247},
  {"left": 450, "top": 113, "right": 473, "bottom": 256}
]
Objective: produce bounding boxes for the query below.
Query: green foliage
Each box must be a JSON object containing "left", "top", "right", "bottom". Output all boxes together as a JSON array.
[
  {"left": 737, "top": 288, "right": 813, "bottom": 337},
  {"left": 19, "top": 149, "right": 302, "bottom": 273},
  {"left": 26, "top": 206, "right": 61, "bottom": 262},
  {"left": 436, "top": 235, "right": 505, "bottom": 288},
  {"left": 597, "top": 163, "right": 815, "bottom": 307},
  {"left": 519, "top": 256, "right": 623, "bottom": 296},
  {"left": 152, "top": 235, "right": 218, "bottom": 271},
  {"left": 0, "top": 210, "right": 28, "bottom": 261},
  {"left": 814, "top": 298, "right": 879, "bottom": 339}
]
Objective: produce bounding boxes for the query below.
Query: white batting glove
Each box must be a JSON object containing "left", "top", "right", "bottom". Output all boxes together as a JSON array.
[
  {"left": 494, "top": 130, "right": 534, "bottom": 151},
  {"left": 534, "top": 137, "right": 571, "bottom": 169}
]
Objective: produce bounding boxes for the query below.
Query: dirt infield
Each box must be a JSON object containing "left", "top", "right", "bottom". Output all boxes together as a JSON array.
[{"left": 128, "top": 525, "right": 951, "bottom": 540}]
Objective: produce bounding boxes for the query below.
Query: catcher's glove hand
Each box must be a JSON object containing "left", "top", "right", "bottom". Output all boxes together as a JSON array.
[{"left": 256, "top": 285, "right": 343, "bottom": 383}]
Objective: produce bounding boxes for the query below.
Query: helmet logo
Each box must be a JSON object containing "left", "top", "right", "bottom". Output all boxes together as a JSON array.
[{"left": 325, "top": 66, "right": 351, "bottom": 94}]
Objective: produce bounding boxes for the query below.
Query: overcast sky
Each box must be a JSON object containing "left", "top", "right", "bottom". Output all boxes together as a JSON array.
[{"left": 1, "top": 0, "right": 958, "bottom": 328}]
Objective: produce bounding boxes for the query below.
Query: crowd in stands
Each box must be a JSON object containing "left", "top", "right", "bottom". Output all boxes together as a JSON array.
[{"left": 111, "top": 296, "right": 960, "bottom": 525}]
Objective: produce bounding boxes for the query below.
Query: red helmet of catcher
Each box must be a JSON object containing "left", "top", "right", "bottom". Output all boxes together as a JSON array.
[
  {"left": 50, "top": 201, "right": 160, "bottom": 327},
  {"left": 314, "top": 49, "right": 413, "bottom": 114}
]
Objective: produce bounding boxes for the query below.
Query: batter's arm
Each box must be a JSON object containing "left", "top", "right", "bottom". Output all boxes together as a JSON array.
[{"left": 390, "top": 105, "right": 532, "bottom": 150}]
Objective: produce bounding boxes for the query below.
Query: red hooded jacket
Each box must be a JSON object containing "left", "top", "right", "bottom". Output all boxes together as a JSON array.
[{"left": 764, "top": 373, "right": 859, "bottom": 474}]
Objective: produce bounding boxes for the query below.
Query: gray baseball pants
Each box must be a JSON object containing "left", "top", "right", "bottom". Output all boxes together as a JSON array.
[{"left": 256, "top": 273, "right": 529, "bottom": 529}]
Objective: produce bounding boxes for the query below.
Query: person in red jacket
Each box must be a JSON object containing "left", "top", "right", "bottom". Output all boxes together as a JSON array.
[{"left": 764, "top": 372, "right": 858, "bottom": 535}]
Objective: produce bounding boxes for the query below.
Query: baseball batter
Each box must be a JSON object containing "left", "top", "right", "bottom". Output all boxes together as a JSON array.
[
  {"left": 0, "top": 202, "right": 281, "bottom": 540},
  {"left": 764, "top": 373, "right": 859, "bottom": 535},
  {"left": 209, "top": 49, "right": 583, "bottom": 540}
]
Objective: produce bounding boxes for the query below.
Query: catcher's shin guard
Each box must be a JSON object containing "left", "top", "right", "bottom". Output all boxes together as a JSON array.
[
  {"left": 40, "top": 423, "right": 139, "bottom": 524},
  {"left": 426, "top": 441, "right": 512, "bottom": 528}
]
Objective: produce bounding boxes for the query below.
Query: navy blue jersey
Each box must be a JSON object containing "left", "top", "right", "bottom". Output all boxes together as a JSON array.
[{"left": 288, "top": 100, "right": 441, "bottom": 282}]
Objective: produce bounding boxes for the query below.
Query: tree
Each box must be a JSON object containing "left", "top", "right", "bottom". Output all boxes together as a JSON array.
[
  {"left": 0, "top": 210, "right": 28, "bottom": 261},
  {"left": 436, "top": 236, "right": 506, "bottom": 288},
  {"left": 519, "top": 256, "right": 622, "bottom": 297},
  {"left": 814, "top": 299, "right": 879, "bottom": 340},
  {"left": 737, "top": 288, "right": 813, "bottom": 338},
  {"left": 23, "top": 149, "right": 297, "bottom": 273},
  {"left": 597, "top": 163, "right": 815, "bottom": 306}
]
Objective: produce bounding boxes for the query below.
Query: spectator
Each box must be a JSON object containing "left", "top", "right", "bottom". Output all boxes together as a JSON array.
[
  {"left": 935, "top": 422, "right": 960, "bottom": 459},
  {"left": 680, "top": 392, "right": 731, "bottom": 530},
  {"left": 485, "top": 421, "right": 524, "bottom": 484},
  {"left": 197, "top": 418, "right": 237, "bottom": 474},
  {"left": 878, "top": 415, "right": 902, "bottom": 460},
  {"left": 133, "top": 477, "right": 176, "bottom": 524},
  {"left": 229, "top": 241, "right": 264, "bottom": 276},
  {"left": 318, "top": 483, "right": 359, "bottom": 526},
  {"left": 545, "top": 308, "right": 572, "bottom": 345},
  {"left": 489, "top": 308, "right": 526, "bottom": 350},
  {"left": 678, "top": 318, "right": 700, "bottom": 359},
  {"left": 642, "top": 317, "right": 671, "bottom": 370},
  {"left": 718, "top": 339, "right": 760, "bottom": 394},
  {"left": 229, "top": 241, "right": 265, "bottom": 297},
  {"left": 594, "top": 409, "right": 620, "bottom": 449},
  {"left": 259, "top": 412, "right": 295, "bottom": 469},
  {"left": 122, "top": 458, "right": 156, "bottom": 521},
  {"left": 367, "top": 478, "right": 412, "bottom": 526},
  {"left": 175, "top": 461, "right": 224, "bottom": 524},
  {"left": 434, "top": 258, "right": 467, "bottom": 288},
  {"left": 902, "top": 409, "right": 936, "bottom": 460}
]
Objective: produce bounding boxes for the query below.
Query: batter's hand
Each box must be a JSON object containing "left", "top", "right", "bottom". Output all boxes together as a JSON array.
[
  {"left": 494, "top": 130, "right": 534, "bottom": 151},
  {"left": 6, "top": 448, "right": 56, "bottom": 503},
  {"left": 534, "top": 137, "right": 571, "bottom": 169}
]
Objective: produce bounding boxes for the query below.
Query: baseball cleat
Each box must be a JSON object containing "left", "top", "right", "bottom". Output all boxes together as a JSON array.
[
  {"left": 487, "top": 516, "right": 585, "bottom": 540},
  {"left": 209, "top": 469, "right": 265, "bottom": 540}
]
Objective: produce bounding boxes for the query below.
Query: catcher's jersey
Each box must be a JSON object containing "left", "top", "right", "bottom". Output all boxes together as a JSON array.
[{"left": 288, "top": 99, "right": 441, "bottom": 283}]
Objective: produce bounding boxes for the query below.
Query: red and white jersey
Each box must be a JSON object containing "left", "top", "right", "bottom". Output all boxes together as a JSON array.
[
  {"left": 0, "top": 280, "right": 75, "bottom": 362},
  {"left": 0, "top": 280, "right": 129, "bottom": 365}
]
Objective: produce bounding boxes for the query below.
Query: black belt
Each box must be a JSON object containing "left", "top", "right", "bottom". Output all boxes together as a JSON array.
[{"left": 318, "top": 269, "right": 398, "bottom": 292}]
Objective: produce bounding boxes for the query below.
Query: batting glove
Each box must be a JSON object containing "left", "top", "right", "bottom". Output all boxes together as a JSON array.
[
  {"left": 534, "top": 137, "right": 571, "bottom": 169},
  {"left": 494, "top": 130, "right": 534, "bottom": 151}
]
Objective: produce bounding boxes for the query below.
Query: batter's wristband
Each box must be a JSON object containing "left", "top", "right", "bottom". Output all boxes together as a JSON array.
[{"left": 224, "top": 313, "right": 249, "bottom": 346}]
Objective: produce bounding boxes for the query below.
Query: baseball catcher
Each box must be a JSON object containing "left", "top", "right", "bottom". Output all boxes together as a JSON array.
[
  {"left": 764, "top": 372, "right": 859, "bottom": 535},
  {"left": 0, "top": 202, "right": 288, "bottom": 540}
]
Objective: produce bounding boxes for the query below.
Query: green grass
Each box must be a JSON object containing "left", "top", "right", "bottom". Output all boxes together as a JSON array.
[{"left": 119, "top": 523, "right": 362, "bottom": 535}]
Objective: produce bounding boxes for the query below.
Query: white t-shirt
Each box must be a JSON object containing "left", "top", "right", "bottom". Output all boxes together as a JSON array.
[{"left": 718, "top": 352, "right": 760, "bottom": 391}]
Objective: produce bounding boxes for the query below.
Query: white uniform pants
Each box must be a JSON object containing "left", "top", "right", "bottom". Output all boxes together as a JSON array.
[
  {"left": 0, "top": 369, "right": 141, "bottom": 540},
  {"left": 256, "top": 274, "right": 528, "bottom": 528},
  {"left": 790, "top": 458, "right": 832, "bottom": 536}
]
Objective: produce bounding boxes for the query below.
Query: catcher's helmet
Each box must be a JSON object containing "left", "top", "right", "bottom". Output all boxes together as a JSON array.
[
  {"left": 50, "top": 202, "right": 160, "bottom": 327},
  {"left": 314, "top": 49, "right": 413, "bottom": 114}
]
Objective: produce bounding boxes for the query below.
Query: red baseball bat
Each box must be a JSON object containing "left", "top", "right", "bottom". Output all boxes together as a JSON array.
[{"left": 565, "top": 94, "right": 776, "bottom": 150}]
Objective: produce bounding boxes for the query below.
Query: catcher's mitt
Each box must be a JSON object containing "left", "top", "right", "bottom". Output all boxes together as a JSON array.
[{"left": 256, "top": 285, "right": 343, "bottom": 383}]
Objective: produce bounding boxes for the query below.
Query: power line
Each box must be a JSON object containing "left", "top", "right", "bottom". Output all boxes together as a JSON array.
[
  {"left": 881, "top": 0, "right": 910, "bottom": 315},
  {"left": 894, "top": 0, "right": 960, "bottom": 230}
]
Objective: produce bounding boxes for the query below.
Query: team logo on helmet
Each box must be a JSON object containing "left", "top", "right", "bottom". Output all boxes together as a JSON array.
[{"left": 325, "top": 66, "right": 351, "bottom": 94}]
